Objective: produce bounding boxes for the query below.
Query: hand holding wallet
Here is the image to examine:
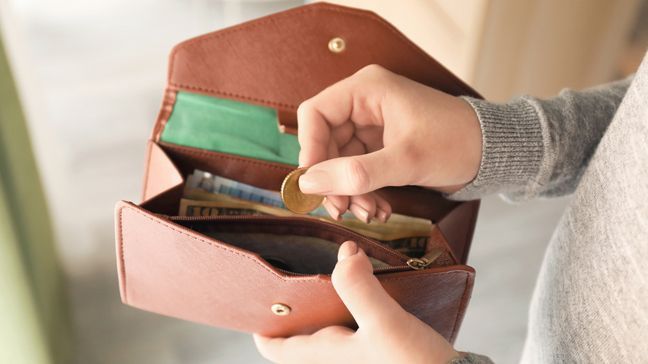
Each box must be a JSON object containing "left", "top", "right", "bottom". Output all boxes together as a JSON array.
[{"left": 115, "top": 2, "right": 481, "bottom": 342}]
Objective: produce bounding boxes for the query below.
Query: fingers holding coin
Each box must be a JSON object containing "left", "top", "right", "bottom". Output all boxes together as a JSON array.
[
  {"left": 281, "top": 168, "right": 325, "bottom": 214},
  {"left": 348, "top": 193, "right": 391, "bottom": 223},
  {"left": 322, "top": 195, "right": 349, "bottom": 221},
  {"left": 324, "top": 193, "right": 391, "bottom": 223},
  {"left": 281, "top": 168, "right": 392, "bottom": 223}
]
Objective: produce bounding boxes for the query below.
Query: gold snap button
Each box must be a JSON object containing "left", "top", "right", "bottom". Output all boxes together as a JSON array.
[
  {"left": 271, "top": 303, "right": 291, "bottom": 316},
  {"left": 328, "top": 37, "right": 346, "bottom": 53}
]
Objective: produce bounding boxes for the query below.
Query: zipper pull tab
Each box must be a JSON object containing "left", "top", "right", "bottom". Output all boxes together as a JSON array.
[{"left": 406, "top": 248, "right": 444, "bottom": 270}]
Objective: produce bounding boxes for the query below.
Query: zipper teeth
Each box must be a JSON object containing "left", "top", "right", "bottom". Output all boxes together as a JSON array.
[{"left": 165, "top": 214, "right": 412, "bottom": 265}]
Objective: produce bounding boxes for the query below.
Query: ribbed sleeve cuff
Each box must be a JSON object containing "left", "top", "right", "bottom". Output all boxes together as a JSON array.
[
  {"left": 448, "top": 352, "right": 494, "bottom": 364},
  {"left": 448, "top": 96, "right": 545, "bottom": 200}
]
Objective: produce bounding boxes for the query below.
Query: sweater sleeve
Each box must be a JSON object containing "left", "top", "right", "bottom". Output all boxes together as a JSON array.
[
  {"left": 448, "top": 352, "right": 495, "bottom": 364},
  {"left": 448, "top": 76, "right": 633, "bottom": 201}
]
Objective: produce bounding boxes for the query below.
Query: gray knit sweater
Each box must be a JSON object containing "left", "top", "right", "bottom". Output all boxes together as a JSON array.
[{"left": 449, "top": 51, "right": 648, "bottom": 363}]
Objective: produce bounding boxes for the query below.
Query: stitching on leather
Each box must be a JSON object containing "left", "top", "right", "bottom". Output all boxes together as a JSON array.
[
  {"left": 161, "top": 142, "right": 295, "bottom": 171},
  {"left": 167, "top": 5, "right": 475, "bottom": 109},
  {"left": 118, "top": 207, "right": 128, "bottom": 302},
  {"left": 169, "top": 86, "right": 299, "bottom": 110},
  {"left": 142, "top": 142, "right": 153, "bottom": 200},
  {"left": 120, "top": 204, "right": 328, "bottom": 284},
  {"left": 173, "top": 7, "right": 320, "bottom": 49},
  {"left": 155, "top": 89, "right": 178, "bottom": 141}
]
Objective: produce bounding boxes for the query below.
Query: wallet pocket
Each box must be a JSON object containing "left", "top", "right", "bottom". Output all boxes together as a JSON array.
[
  {"left": 141, "top": 142, "right": 460, "bottom": 270},
  {"left": 116, "top": 200, "right": 474, "bottom": 340},
  {"left": 158, "top": 141, "right": 293, "bottom": 191},
  {"left": 169, "top": 215, "right": 413, "bottom": 275}
]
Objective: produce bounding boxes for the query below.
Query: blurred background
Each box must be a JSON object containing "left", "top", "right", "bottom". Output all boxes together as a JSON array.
[{"left": 0, "top": 0, "right": 645, "bottom": 363}]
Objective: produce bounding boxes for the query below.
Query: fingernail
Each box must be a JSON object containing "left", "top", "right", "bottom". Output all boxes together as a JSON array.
[
  {"left": 298, "top": 170, "right": 332, "bottom": 194},
  {"left": 376, "top": 208, "right": 388, "bottom": 223},
  {"left": 349, "top": 203, "right": 370, "bottom": 224},
  {"left": 338, "top": 241, "right": 358, "bottom": 261},
  {"left": 323, "top": 199, "right": 341, "bottom": 221}
]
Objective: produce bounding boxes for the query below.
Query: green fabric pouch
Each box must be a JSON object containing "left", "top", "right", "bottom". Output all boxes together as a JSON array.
[{"left": 160, "top": 91, "right": 300, "bottom": 165}]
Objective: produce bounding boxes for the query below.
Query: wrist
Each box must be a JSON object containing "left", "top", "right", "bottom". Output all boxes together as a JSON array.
[
  {"left": 430, "top": 97, "right": 482, "bottom": 194},
  {"left": 434, "top": 184, "right": 467, "bottom": 194},
  {"left": 447, "top": 96, "right": 544, "bottom": 200},
  {"left": 457, "top": 97, "right": 483, "bottom": 184},
  {"left": 422, "top": 347, "right": 459, "bottom": 364}
]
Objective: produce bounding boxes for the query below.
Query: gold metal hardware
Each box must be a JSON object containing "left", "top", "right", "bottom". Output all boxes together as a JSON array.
[
  {"left": 328, "top": 37, "right": 346, "bottom": 53},
  {"left": 271, "top": 303, "right": 291, "bottom": 316},
  {"left": 406, "top": 258, "right": 430, "bottom": 270},
  {"left": 406, "top": 248, "right": 444, "bottom": 270}
]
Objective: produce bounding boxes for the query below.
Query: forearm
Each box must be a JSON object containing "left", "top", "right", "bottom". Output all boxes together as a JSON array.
[{"left": 449, "top": 76, "right": 632, "bottom": 201}]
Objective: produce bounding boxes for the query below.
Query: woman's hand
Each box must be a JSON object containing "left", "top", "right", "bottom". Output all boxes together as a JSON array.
[
  {"left": 297, "top": 64, "right": 482, "bottom": 221},
  {"left": 253, "top": 241, "right": 459, "bottom": 364}
]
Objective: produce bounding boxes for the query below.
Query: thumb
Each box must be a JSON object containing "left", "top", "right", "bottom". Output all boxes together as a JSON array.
[
  {"left": 298, "top": 149, "right": 404, "bottom": 195},
  {"left": 332, "top": 241, "right": 406, "bottom": 329}
]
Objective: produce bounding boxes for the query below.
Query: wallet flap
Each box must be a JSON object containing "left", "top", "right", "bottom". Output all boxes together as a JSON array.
[{"left": 156, "top": 1, "right": 480, "bottom": 135}]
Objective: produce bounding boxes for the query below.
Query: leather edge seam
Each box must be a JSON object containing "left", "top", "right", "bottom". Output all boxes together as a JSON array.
[
  {"left": 141, "top": 141, "right": 153, "bottom": 201},
  {"left": 118, "top": 205, "right": 128, "bottom": 303},
  {"left": 160, "top": 142, "right": 296, "bottom": 172}
]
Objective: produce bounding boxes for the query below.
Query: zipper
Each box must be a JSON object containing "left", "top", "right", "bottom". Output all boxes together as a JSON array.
[
  {"left": 405, "top": 248, "right": 444, "bottom": 270},
  {"left": 164, "top": 213, "right": 441, "bottom": 273}
]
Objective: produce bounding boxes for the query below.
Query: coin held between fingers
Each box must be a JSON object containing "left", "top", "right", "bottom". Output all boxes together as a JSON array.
[{"left": 281, "top": 168, "right": 324, "bottom": 214}]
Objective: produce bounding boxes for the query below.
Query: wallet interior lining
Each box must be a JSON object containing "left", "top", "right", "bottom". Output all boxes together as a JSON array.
[
  {"left": 199, "top": 232, "right": 390, "bottom": 274},
  {"left": 171, "top": 217, "right": 411, "bottom": 267},
  {"left": 160, "top": 92, "right": 300, "bottom": 165}
]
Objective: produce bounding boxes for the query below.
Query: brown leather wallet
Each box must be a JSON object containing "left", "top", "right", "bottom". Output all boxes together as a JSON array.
[{"left": 115, "top": 2, "right": 481, "bottom": 342}]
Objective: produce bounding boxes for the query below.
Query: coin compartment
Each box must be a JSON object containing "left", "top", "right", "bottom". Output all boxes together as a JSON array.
[
  {"left": 182, "top": 231, "right": 389, "bottom": 274},
  {"left": 209, "top": 233, "right": 389, "bottom": 274},
  {"left": 170, "top": 216, "right": 409, "bottom": 275}
]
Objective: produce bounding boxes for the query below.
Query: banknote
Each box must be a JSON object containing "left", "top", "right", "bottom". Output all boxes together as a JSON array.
[
  {"left": 179, "top": 196, "right": 432, "bottom": 244},
  {"left": 185, "top": 169, "right": 434, "bottom": 239},
  {"left": 179, "top": 170, "right": 456, "bottom": 265},
  {"left": 179, "top": 198, "right": 430, "bottom": 256},
  {"left": 186, "top": 170, "right": 284, "bottom": 208},
  {"left": 187, "top": 170, "right": 352, "bottom": 218}
]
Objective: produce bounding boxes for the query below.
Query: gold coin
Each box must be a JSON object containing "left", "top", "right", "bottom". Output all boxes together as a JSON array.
[{"left": 281, "top": 168, "right": 324, "bottom": 214}]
